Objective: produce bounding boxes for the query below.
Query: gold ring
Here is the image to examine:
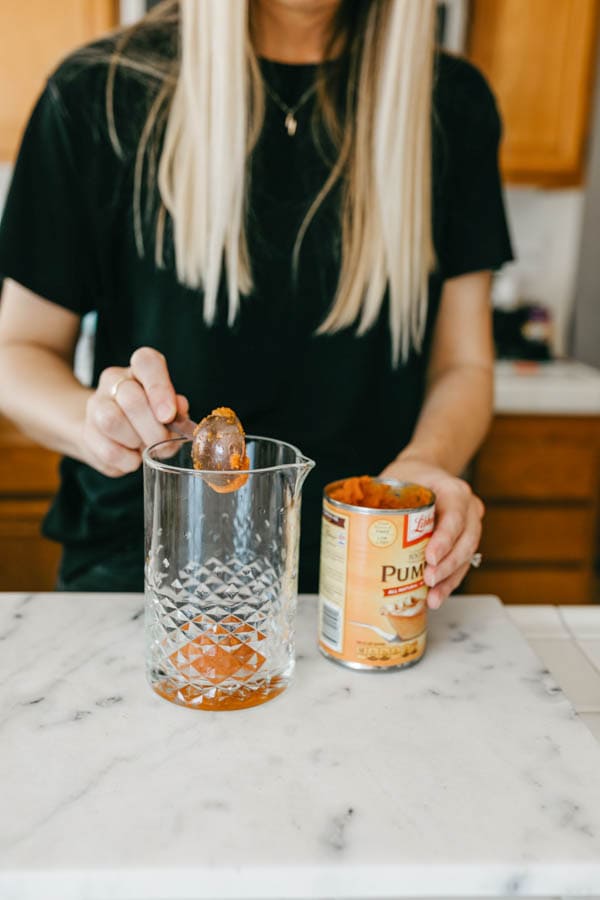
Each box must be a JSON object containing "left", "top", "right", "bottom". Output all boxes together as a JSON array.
[
  {"left": 110, "top": 373, "right": 133, "bottom": 401},
  {"left": 470, "top": 552, "right": 483, "bottom": 568}
]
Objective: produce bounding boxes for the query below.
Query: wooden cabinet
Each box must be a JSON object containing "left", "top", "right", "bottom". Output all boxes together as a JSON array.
[
  {"left": 465, "top": 415, "right": 600, "bottom": 604},
  {"left": 468, "top": 0, "right": 600, "bottom": 186},
  {"left": 0, "top": 0, "right": 119, "bottom": 161},
  {"left": 0, "top": 416, "right": 61, "bottom": 590}
]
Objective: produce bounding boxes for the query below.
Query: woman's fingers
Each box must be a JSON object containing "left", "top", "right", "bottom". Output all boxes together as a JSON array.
[
  {"left": 111, "top": 376, "right": 171, "bottom": 448},
  {"left": 425, "top": 479, "right": 472, "bottom": 565},
  {"left": 425, "top": 498, "right": 483, "bottom": 588},
  {"left": 130, "top": 347, "right": 178, "bottom": 424},
  {"left": 83, "top": 421, "right": 142, "bottom": 477},
  {"left": 425, "top": 489, "right": 484, "bottom": 608},
  {"left": 377, "top": 456, "right": 485, "bottom": 611},
  {"left": 175, "top": 394, "right": 189, "bottom": 417},
  {"left": 86, "top": 353, "right": 181, "bottom": 477},
  {"left": 427, "top": 560, "right": 471, "bottom": 610},
  {"left": 91, "top": 396, "right": 142, "bottom": 449},
  {"left": 422, "top": 479, "right": 484, "bottom": 609}
]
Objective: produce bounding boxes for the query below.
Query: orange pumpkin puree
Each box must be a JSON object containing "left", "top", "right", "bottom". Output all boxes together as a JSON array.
[
  {"left": 211, "top": 406, "right": 240, "bottom": 422},
  {"left": 329, "top": 475, "right": 431, "bottom": 510}
]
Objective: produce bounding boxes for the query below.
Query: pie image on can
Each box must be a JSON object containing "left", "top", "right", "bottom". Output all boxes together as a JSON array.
[
  {"left": 382, "top": 595, "right": 427, "bottom": 641},
  {"left": 318, "top": 476, "right": 435, "bottom": 670}
]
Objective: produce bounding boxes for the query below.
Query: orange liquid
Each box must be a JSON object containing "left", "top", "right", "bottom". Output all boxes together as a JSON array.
[
  {"left": 152, "top": 677, "right": 287, "bottom": 711},
  {"left": 152, "top": 613, "right": 286, "bottom": 710}
]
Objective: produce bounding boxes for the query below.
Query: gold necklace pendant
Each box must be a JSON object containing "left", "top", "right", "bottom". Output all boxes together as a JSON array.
[
  {"left": 284, "top": 112, "right": 298, "bottom": 137},
  {"left": 264, "top": 78, "right": 317, "bottom": 137}
]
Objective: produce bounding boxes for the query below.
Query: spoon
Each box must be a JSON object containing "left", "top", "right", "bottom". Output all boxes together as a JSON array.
[
  {"left": 171, "top": 407, "right": 249, "bottom": 493},
  {"left": 170, "top": 414, "right": 197, "bottom": 440},
  {"left": 349, "top": 621, "right": 401, "bottom": 642}
]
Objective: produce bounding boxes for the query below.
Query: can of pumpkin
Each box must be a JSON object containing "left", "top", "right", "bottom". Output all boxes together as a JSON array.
[{"left": 318, "top": 477, "right": 435, "bottom": 670}]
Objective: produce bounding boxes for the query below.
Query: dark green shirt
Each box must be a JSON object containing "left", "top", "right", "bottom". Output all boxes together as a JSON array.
[{"left": 0, "top": 44, "right": 512, "bottom": 592}]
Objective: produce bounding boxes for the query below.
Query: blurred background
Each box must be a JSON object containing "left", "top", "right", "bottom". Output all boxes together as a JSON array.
[{"left": 0, "top": 0, "right": 599, "bottom": 603}]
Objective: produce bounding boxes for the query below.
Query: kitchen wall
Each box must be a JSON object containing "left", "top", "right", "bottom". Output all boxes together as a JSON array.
[
  {"left": 501, "top": 188, "right": 586, "bottom": 358},
  {"left": 571, "top": 28, "right": 600, "bottom": 369},
  {"left": 501, "top": 24, "right": 600, "bottom": 364}
]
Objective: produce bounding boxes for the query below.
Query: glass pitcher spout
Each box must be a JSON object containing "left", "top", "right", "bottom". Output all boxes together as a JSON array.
[{"left": 291, "top": 454, "right": 315, "bottom": 497}]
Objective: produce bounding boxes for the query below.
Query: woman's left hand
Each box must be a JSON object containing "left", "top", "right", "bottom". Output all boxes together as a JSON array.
[{"left": 379, "top": 457, "right": 484, "bottom": 609}]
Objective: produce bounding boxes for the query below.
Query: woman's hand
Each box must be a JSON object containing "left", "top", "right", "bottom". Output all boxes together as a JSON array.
[
  {"left": 83, "top": 347, "right": 189, "bottom": 477},
  {"left": 379, "top": 456, "right": 484, "bottom": 609}
]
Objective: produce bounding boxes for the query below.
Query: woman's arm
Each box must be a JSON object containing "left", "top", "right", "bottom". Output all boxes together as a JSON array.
[
  {"left": 401, "top": 271, "right": 494, "bottom": 474},
  {"left": 0, "top": 280, "right": 187, "bottom": 476},
  {"left": 0, "top": 280, "right": 90, "bottom": 457},
  {"left": 380, "top": 270, "right": 494, "bottom": 607}
]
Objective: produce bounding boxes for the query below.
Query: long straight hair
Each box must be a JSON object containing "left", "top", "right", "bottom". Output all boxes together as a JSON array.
[{"left": 111, "top": 0, "right": 436, "bottom": 363}]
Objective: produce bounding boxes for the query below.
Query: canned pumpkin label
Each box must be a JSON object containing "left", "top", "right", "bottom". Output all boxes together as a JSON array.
[{"left": 318, "top": 477, "right": 435, "bottom": 670}]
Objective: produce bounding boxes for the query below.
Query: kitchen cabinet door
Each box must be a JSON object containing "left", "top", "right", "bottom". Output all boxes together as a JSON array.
[
  {"left": 468, "top": 0, "right": 600, "bottom": 186},
  {"left": 0, "top": 0, "right": 119, "bottom": 162},
  {"left": 0, "top": 416, "right": 61, "bottom": 591},
  {"left": 0, "top": 500, "right": 61, "bottom": 591},
  {"left": 465, "top": 415, "right": 600, "bottom": 604}
]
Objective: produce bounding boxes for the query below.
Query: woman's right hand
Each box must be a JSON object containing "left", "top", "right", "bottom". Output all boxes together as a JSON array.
[{"left": 83, "top": 347, "right": 189, "bottom": 477}]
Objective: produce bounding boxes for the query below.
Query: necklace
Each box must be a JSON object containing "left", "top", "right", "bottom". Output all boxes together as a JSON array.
[{"left": 263, "top": 79, "right": 318, "bottom": 136}]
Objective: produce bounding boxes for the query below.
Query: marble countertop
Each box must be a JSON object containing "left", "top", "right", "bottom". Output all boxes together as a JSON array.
[
  {"left": 494, "top": 359, "right": 600, "bottom": 415},
  {"left": 2, "top": 593, "right": 600, "bottom": 900}
]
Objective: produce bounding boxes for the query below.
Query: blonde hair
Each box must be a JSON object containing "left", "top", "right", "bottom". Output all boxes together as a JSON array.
[{"left": 112, "top": 0, "right": 435, "bottom": 362}]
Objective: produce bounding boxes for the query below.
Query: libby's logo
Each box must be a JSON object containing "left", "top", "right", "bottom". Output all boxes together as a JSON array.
[{"left": 404, "top": 508, "right": 434, "bottom": 546}]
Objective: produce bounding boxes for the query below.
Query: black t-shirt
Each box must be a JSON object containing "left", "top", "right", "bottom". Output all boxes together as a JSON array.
[{"left": 0, "top": 44, "right": 513, "bottom": 592}]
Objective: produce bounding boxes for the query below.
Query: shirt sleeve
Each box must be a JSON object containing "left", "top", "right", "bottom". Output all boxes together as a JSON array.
[
  {"left": 436, "top": 59, "right": 514, "bottom": 280},
  {"left": 0, "top": 80, "right": 96, "bottom": 315}
]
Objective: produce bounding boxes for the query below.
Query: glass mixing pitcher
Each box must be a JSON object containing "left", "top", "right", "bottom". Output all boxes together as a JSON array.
[{"left": 143, "top": 436, "right": 314, "bottom": 711}]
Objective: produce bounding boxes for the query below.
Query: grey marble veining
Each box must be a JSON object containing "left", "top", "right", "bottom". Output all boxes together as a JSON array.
[{"left": 1, "top": 593, "right": 600, "bottom": 899}]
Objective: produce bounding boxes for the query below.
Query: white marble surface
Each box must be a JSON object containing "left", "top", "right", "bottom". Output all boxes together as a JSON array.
[
  {"left": 2, "top": 593, "right": 600, "bottom": 900},
  {"left": 508, "top": 604, "right": 600, "bottom": 751},
  {"left": 494, "top": 359, "right": 600, "bottom": 415}
]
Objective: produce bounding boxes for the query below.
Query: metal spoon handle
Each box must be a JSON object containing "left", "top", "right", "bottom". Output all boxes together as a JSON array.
[{"left": 169, "top": 413, "right": 197, "bottom": 440}]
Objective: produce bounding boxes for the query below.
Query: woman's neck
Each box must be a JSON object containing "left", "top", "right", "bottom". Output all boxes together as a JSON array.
[{"left": 252, "top": 0, "right": 341, "bottom": 64}]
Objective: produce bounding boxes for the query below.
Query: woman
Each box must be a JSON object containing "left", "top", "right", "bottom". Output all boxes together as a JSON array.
[{"left": 0, "top": 0, "right": 512, "bottom": 604}]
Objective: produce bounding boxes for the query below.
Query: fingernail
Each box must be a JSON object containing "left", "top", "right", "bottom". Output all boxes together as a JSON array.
[
  {"left": 157, "top": 402, "right": 175, "bottom": 423},
  {"left": 425, "top": 569, "right": 436, "bottom": 588},
  {"left": 428, "top": 593, "right": 440, "bottom": 610}
]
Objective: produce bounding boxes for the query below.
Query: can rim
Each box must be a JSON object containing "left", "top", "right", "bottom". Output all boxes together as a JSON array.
[{"left": 323, "top": 478, "right": 436, "bottom": 515}]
